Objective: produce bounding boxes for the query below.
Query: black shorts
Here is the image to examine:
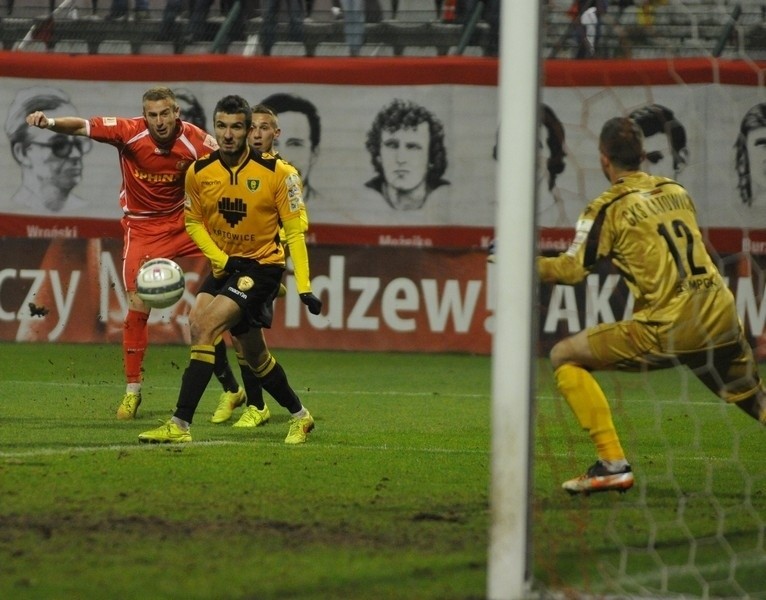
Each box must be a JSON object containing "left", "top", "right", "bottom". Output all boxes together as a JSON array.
[{"left": 198, "top": 262, "right": 284, "bottom": 335}]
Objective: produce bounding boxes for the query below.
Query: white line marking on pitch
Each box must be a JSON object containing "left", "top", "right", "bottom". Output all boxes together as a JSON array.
[
  {"left": 0, "top": 440, "right": 487, "bottom": 460},
  {"left": 0, "top": 380, "right": 489, "bottom": 399}
]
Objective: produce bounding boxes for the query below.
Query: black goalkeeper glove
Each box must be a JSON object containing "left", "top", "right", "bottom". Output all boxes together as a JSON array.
[
  {"left": 300, "top": 292, "right": 322, "bottom": 315},
  {"left": 224, "top": 256, "right": 253, "bottom": 274}
]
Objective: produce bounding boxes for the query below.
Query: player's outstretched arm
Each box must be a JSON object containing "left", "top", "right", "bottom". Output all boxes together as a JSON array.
[
  {"left": 537, "top": 254, "right": 589, "bottom": 285},
  {"left": 25, "top": 111, "right": 88, "bottom": 136}
]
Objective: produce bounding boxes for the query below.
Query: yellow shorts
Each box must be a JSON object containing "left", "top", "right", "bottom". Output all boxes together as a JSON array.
[{"left": 587, "top": 320, "right": 761, "bottom": 404}]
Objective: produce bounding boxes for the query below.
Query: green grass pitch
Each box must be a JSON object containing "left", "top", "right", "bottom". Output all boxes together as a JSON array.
[{"left": 1, "top": 342, "right": 764, "bottom": 598}]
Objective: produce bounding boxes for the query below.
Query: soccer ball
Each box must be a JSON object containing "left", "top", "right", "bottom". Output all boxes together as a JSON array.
[{"left": 136, "top": 258, "right": 185, "bottom": 309}]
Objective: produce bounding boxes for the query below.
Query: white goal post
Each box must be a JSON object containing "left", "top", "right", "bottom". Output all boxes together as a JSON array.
[{"left": 488, "top": 0, "right": 540, "bottom": 598}]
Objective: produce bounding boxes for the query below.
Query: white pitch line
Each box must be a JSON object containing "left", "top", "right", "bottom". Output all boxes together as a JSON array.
[
  {"left": 0, "top": 439, "right": 488, "bottom": 460},
  {"left": 0, "top": 380, "right": 724, "bottom": 404},
  {"left": 0, "top": 379, "right": 489, "bottom": 399},
  {"left": 3, "top": 443, "right": 753, "bottom": 463}
]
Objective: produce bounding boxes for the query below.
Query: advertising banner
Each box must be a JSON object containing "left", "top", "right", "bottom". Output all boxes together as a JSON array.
[
  {"left": 3, "top": 55, "right": 766, "bottom": 355},
  {"left": 0, "top": 239, "right": 494, "bottom": 354}
]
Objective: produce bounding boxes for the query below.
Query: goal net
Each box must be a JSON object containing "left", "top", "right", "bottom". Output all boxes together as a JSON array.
[{"left": 520, "top": 25, "right": 766, "bottom": 600}]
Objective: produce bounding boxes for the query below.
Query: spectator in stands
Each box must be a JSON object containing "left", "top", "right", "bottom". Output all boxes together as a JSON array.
[
  {"left": 260, "top": 0, "right": 305, "bottom": 56},
  {"left": 158, "top": 0, "right": 189, "bottom": 40},
  {"left": 735, "top": 102, "right": 766, "bottom": 207},
  {"left": 185, "top": 0, "right": 217, "bottom": 43},
  {"left": 184, "top": 0, "right": 216, "bottom": 43},
  {"left": 614, "top": 0, "right": 660, "bottom": 58},
  {"left": 569, "top": 0, "right": 608, "bottom": 58},
  {"left": 463, "top": 0, "right": 499, "bottom": 56},
  {"left": 159, "top": 0, "right": 249, "bottom": 43},
  {"left": 364, "top": 98, "right": 449, "bottom": 211},
  {"left": 340, "top": 0, "right": 365, "bottom": 55},
  {"left": 3, "top": 86, "right": 91, "bottom": 215},
  {"left": 174, "top": 88, "right": 207, "bottom": 131},
  {"left": 106, "top": 0, "right": 149, "bottom": 20},
  {"left": 261, "top": 92, "right": 322, "bottom": 203},
  {"left": 629, "top": 103, "right": 688, "bottom": 179}
]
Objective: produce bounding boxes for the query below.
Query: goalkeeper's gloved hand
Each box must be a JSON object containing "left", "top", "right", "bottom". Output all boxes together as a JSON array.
[
  {"left": 300, "top": 292, "right": 322, "bottom": 315},
  {"left": 225, "top": 256, "right": 252, "bottom": 274}
]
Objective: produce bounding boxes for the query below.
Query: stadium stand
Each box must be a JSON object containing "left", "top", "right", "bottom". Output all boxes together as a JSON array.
[
  {"left": 544, "top": 0, "right": 766, "bottom": 59},
  {"left": 0, "top": 0, "right": 494, "bottom": 56},
  {"left": 1, "top": 0, "right": 761, "bottom": 58}
]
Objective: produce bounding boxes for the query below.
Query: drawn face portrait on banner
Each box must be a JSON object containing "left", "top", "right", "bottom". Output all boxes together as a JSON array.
[
  {"left": 365, "top": 98, "right": 449, "bottom": 211},
  {"left": 539, "top": 104, "right": 567, "bottom": 192},
  {"left": 533, "top": 104, "right": 582, "bottom": 226},
  {"left": 174, "top": 88, "right": 207, "bottom": 131},
  {"left": 4, "top": 86, "right": 92, "bottom": 215},
  {"left": 260, "top": 93, "right": 321, "bottom": 202},
  {"left": 381, "top": 122, "right": 431, "bottom": 191},
  {"left": 735, "top": 102, "right": 766, "bottom": 207},
  {"left": 628, "top": 103, "right": 688, "bottom": 179}
]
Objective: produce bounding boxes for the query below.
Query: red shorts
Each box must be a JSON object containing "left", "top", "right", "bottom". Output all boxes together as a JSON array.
[{"left": 122, "top": 211, "right": 200, "bottom": 292}]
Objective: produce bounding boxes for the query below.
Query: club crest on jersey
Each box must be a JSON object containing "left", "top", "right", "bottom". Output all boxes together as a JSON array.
[
  {"left": 237, "top": 276, "right": 254, "bottom": 291},
  {"left": 247, "top": 179, "right": 260, "bottom": 192}
]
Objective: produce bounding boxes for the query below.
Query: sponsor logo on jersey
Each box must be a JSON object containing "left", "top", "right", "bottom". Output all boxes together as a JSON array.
[
  {"left": 132, "top": 169, "right": 180, "bottom": 183},
  {"left": 286, "top": 173, "right": 304, "bottom": 212},
  {"left": 237, "top": 276, "right": 254, "bottom": 292},
  {"left": 218, "top": 196, "right": 247, "bottom": 227}
]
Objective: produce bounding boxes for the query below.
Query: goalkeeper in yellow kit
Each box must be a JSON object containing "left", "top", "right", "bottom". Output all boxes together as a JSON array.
[
  {"left": 138, "top": 95, "right": 321, "bottom": 445},
  {"left": 539, "top": 116, "right": 766, "bottom": 494}
]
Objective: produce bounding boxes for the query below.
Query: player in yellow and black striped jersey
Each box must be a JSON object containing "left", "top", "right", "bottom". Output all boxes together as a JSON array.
[
  {"left": 138, "top": 95, "right": 321, "bottom": 446},
  {"left": 538, "top": 116, "right": 766, "bottom": 495},
  {"left": 184, "top": 133, "right": 308, "bottom": 277},
  {"left": 209, "top": 102, "right": 310, "bottom": 429},
  {"left": 199, "top": 102, "right": 308, "bottom": 429}
]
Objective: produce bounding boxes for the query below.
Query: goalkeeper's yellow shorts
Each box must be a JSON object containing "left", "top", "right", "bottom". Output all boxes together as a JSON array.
[{"left": 586, "top": 319, "right": 761, "bottom": 404}]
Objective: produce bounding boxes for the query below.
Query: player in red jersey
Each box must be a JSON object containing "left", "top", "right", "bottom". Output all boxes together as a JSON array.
[{"left": 25, "top": 87, "right": 246, "bottom": 420}]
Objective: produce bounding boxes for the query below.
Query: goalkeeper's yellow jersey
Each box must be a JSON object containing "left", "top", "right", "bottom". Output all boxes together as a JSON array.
[
  {"left": 184, "top": 148, "right": 306, "bottom": 280},
  {"left": 538, "top": 171, "right": 739, "bottom": 349}
]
